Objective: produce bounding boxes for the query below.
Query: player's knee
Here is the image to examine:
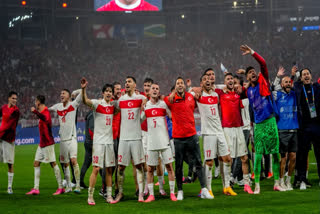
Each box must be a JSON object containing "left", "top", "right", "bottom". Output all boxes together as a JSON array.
[
  {"left": 289, "top": 153, "right": 296, "bottom": 162},
  {"left": 165, "top": 164, "right": 172, "bottom": 172},
  {"left": 206, "top": 160, "right": 213, "bottom": 167},
  {"left": 241, "top": 155, "right": 248, "bottom": 163},
  {"left": 280, "top": 153, "right": 287, "bottom": 159},
  {"left": 223, "top": 155, "right": 231, "bottom": 163},
  {"left": 71, "top": 158, "right": 77, "bottom": 166}
]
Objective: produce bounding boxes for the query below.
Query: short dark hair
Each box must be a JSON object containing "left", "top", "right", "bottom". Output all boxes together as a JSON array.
[
  {"left": 245, "top": 66, "right": 255, "bottom": 76},
  {"left": 224, "top": 72, "right": 234, "bottom": 79},
  {"left": 8, "top": 91, "right": 18, "bottom": 98},
  {"left": 151, "top": 82, "right": 159, "bottom": 87},
  {"left": 36, "top": 95, "right": 46, "bottom": 104},
  {"left": 300, "top": 68, "right": 311, "bottom": 75},
  {"left": 144, "top": 78, "right": 154, "bottom": 84},
  {"left": 126, "top": 76, "right": 136, "bottom": 83},
  {"left": 112, "top": 81, "right": 121, "bottom": 89},
  {"left": 204, "top": 68, "right": 214, "bottom": 75},
  {"left": 102, "top": 84, "right": 113, "bottom": 93},
  {"left": 200, "top": 73, "right": 208, "bottom": 82},
  {"left": 234, "top": 75, "right": 244, "bottom": 86},
  {"left": 176, "top": 76, "right": 184, "bottom": 84},
  {"left": 62, "top": 89, "right": 71, "bottom": 96}
]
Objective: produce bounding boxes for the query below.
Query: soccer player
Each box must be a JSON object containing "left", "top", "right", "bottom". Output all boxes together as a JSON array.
[
  {"left": 196, "top": 74, "right": 236, "bottom": 197},
  {"left": 81, "top": 78, "right": 117, "bottom": 205},
  {"left": 273, "top": 67, "right": 299, "bottom": 191},
  {"left": 0, "top": 91, "right": 20, "bottom": 194},
  {"left": 114, "top": 76, "right": 147, "bottom": 202},
  {"left": 216, "top": 73, "right": 253, "bottom": 194},
  {"left": 49, "top": 89, "right": 82, "bottom": 193},
  {"left": 240, "top": 45, "right": 283, "bottom": 194},
  {"left": 142, "top": 83, "right": 177, "bottom": 202},
  {"left": 164, "top": 77, "right": 213, "bottom": 200},
  {"left": 140, "top": 78, "right": 153, "bottom": 196},
  {"left": 26, "top": 95, "right": 64, "bottom": 195},
  {"left": 112, "top": 81, "right": 121, "bottom": 196},
  {"left": 97, "top": 0, "right": 159, "bottom": 11}
]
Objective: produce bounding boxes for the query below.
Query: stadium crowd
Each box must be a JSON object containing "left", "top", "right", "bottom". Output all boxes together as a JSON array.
[{"left": 1, "top": 30, "right": 319, "bottom": 125}]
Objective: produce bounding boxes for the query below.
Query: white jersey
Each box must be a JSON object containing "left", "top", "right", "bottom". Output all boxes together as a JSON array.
[
  {"left": 92, "top": 99, "right": 114, "bottom": 145},
  {"left": 117, "top": 93, "right": 146, "bottom": 141},
  {"left": 49, "top": 91, "right": 81, "bottom": 142},
  {"left": 241, "top": 98, "right": 251, "bottom": 130},
  {"left": 143, "top": 100, "right": 171, "bottom": 151},
  {"left": 197, "top": 91, "right": 224, "bottom": 135}
]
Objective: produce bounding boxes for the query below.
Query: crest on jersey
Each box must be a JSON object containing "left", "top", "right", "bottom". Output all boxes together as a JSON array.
[
  {"left": 208, "top": 98, "right": 213, "bottom": 103},
  {"left": 105, "top": 108, "right": 110, "bottom": 113},
  {"left": 188, "top": 96, "right": 192, "bottom": 101},
  {"left": 128, "top": 102, "right": 133, "bottom": 107},
  {"left": 152, "top": 110, "right": 157, "bottom": 115}
]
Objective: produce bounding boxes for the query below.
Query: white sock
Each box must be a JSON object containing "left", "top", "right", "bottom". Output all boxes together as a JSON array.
[
  {"left": 148, "top": 183, "right": 154, "bottom": 196},
  {"left": 274, "top": 180, "right": 280, "bottom": 186},
  {"left": 73, "top": 164, "right": 80, "bottom": 188},
  {"left": 144, "top": 171, "right": 148, "bottom": 193},
  {"left": 243, "top": 174, "right": 250, "bottom": 185},
  {"left": 117, "top": 170, "right": 124, "bottom": 193},
  {"left": 64, "top": 166, "right": 71, "bottom": 188},
  {"left": 136, "top": 169, "right": 144, "bottom": 195},
  {"left": 286, "top": 176, "right": 291, "bottom": 184},
  {"left": 169, "top": 180, "right": 175, "bottom": 194},
  {"left": 219, "top": 161, "right": 225, "bottom": 188},
  {"left": 223, "top": 162, "right": 231, "bottom": 188},
  {"left": 158, "top": 176, "right": 164, "bottom": 190},
  {"left": 8, "top": 172, "right": 14, "bottom": 188},
  {"left": 88, "top": 187, "right": 94, "bottom": 198},
  {"left": 107, "top": 186, "right": 112, "bottom": 197},
  {"left": 34, "top": 167, "right": 40, "bottom": 190},
  {"left": 280, "top": 177, "right": 284, "bottom": 184},
  {"left": 53, "top": 165, "right": 63, "bottom": 189},
  {"left": 205, "top": 164, "right": 212, "bottom": 191},
  {"left": 255, "top": 182, "right": 260, "bottom": 190}
]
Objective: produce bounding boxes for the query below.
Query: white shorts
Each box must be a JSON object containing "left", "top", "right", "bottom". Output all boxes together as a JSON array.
[
  {"left": 60, "top": 137, "right": 78, "bottom": 163},
  {"left": 92, "top": 144, "right": 116, "bottom": 168},
  {"left": 0, "top": 140, "right": 15, "bottom": 164},
  {"left": 147, "top": 147, "right": 174, "bottom": 166},
  {"left": 35, "top": 145, "right": 56, "bottom": 163},
  {"left": 223, "top": 127, "right": 248, "bottom": 158},
  {"left": 169, "top": 139, "right": 175, "bottom": 158},
  {"left": 203, "top": 134, "right": 229, "bottom": 160},
  {"left": 118, "top": 140, "right": 145, "bottom": 166},
  {"left": 142, "top": 131, "right": 148, "bottom": 155}
]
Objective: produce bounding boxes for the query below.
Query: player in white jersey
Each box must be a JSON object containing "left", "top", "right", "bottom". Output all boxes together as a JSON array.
[
  {"left": 81, "top": 79, "right": 118, "bottom": 205},
  {"left": 141, "top": 83, "right": 177, "bottom": 202},
  {"left": 114, "top": 76, "right": 147, "bottom": 203},
  {"left": 49, "top": 88, "right": 82, "bottom": 193},
  {"left": 196, "top": 74, "right": 235, "bottom": 196}
]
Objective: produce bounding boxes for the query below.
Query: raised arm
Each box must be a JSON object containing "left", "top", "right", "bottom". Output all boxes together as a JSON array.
[
  {"left": 273, "top": 66, "right": 285, "bottom": 91},
  {"left": 31, "top": 107, "right": 47, "bottom": 122},
  {"left": 81, "top": 78, "right": 94, "bottom": 109},
  {"left": 240, "top": 45, "right": 268, "bottom": 81}
]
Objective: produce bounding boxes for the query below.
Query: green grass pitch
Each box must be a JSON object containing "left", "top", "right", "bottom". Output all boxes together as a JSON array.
[{"left": 0, "top": 141, "right": 319, "bottom": 214}]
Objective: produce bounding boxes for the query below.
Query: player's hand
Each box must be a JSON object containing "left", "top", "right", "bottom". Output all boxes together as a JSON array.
[
  {"left": 237, "top": 69, "right": 245, "bottom": 75},
  {"left": 243, "top": 82, "right": 250, "bottom": 89},
  {"left": 186, "top": 79, "right": 192, "bottom": 87},
  {"left": 168, "top": 90, "right": 176, "bottom": 104},
  {"left": 31, "top": 107, "right": 36, "bottom": 112},
  {"left": 81, "top": 78, "right": 88, "bottom": 89},
  {"left": 240, "top": 45, "right": 253, "bottom": 56},
  {"left": 291, "top": 65, "right": 298, "bottom": 77},
  {"left": 277, "top": 66, "right": 285, "bottom": 77}
]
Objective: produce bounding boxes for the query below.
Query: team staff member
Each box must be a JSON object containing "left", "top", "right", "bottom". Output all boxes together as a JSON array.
[
  {"left": 293, "top": 68, "right": 320, "bottom": 189},
  {"left": 164, "top": 77, "right": 213, "bottom": 200}
]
